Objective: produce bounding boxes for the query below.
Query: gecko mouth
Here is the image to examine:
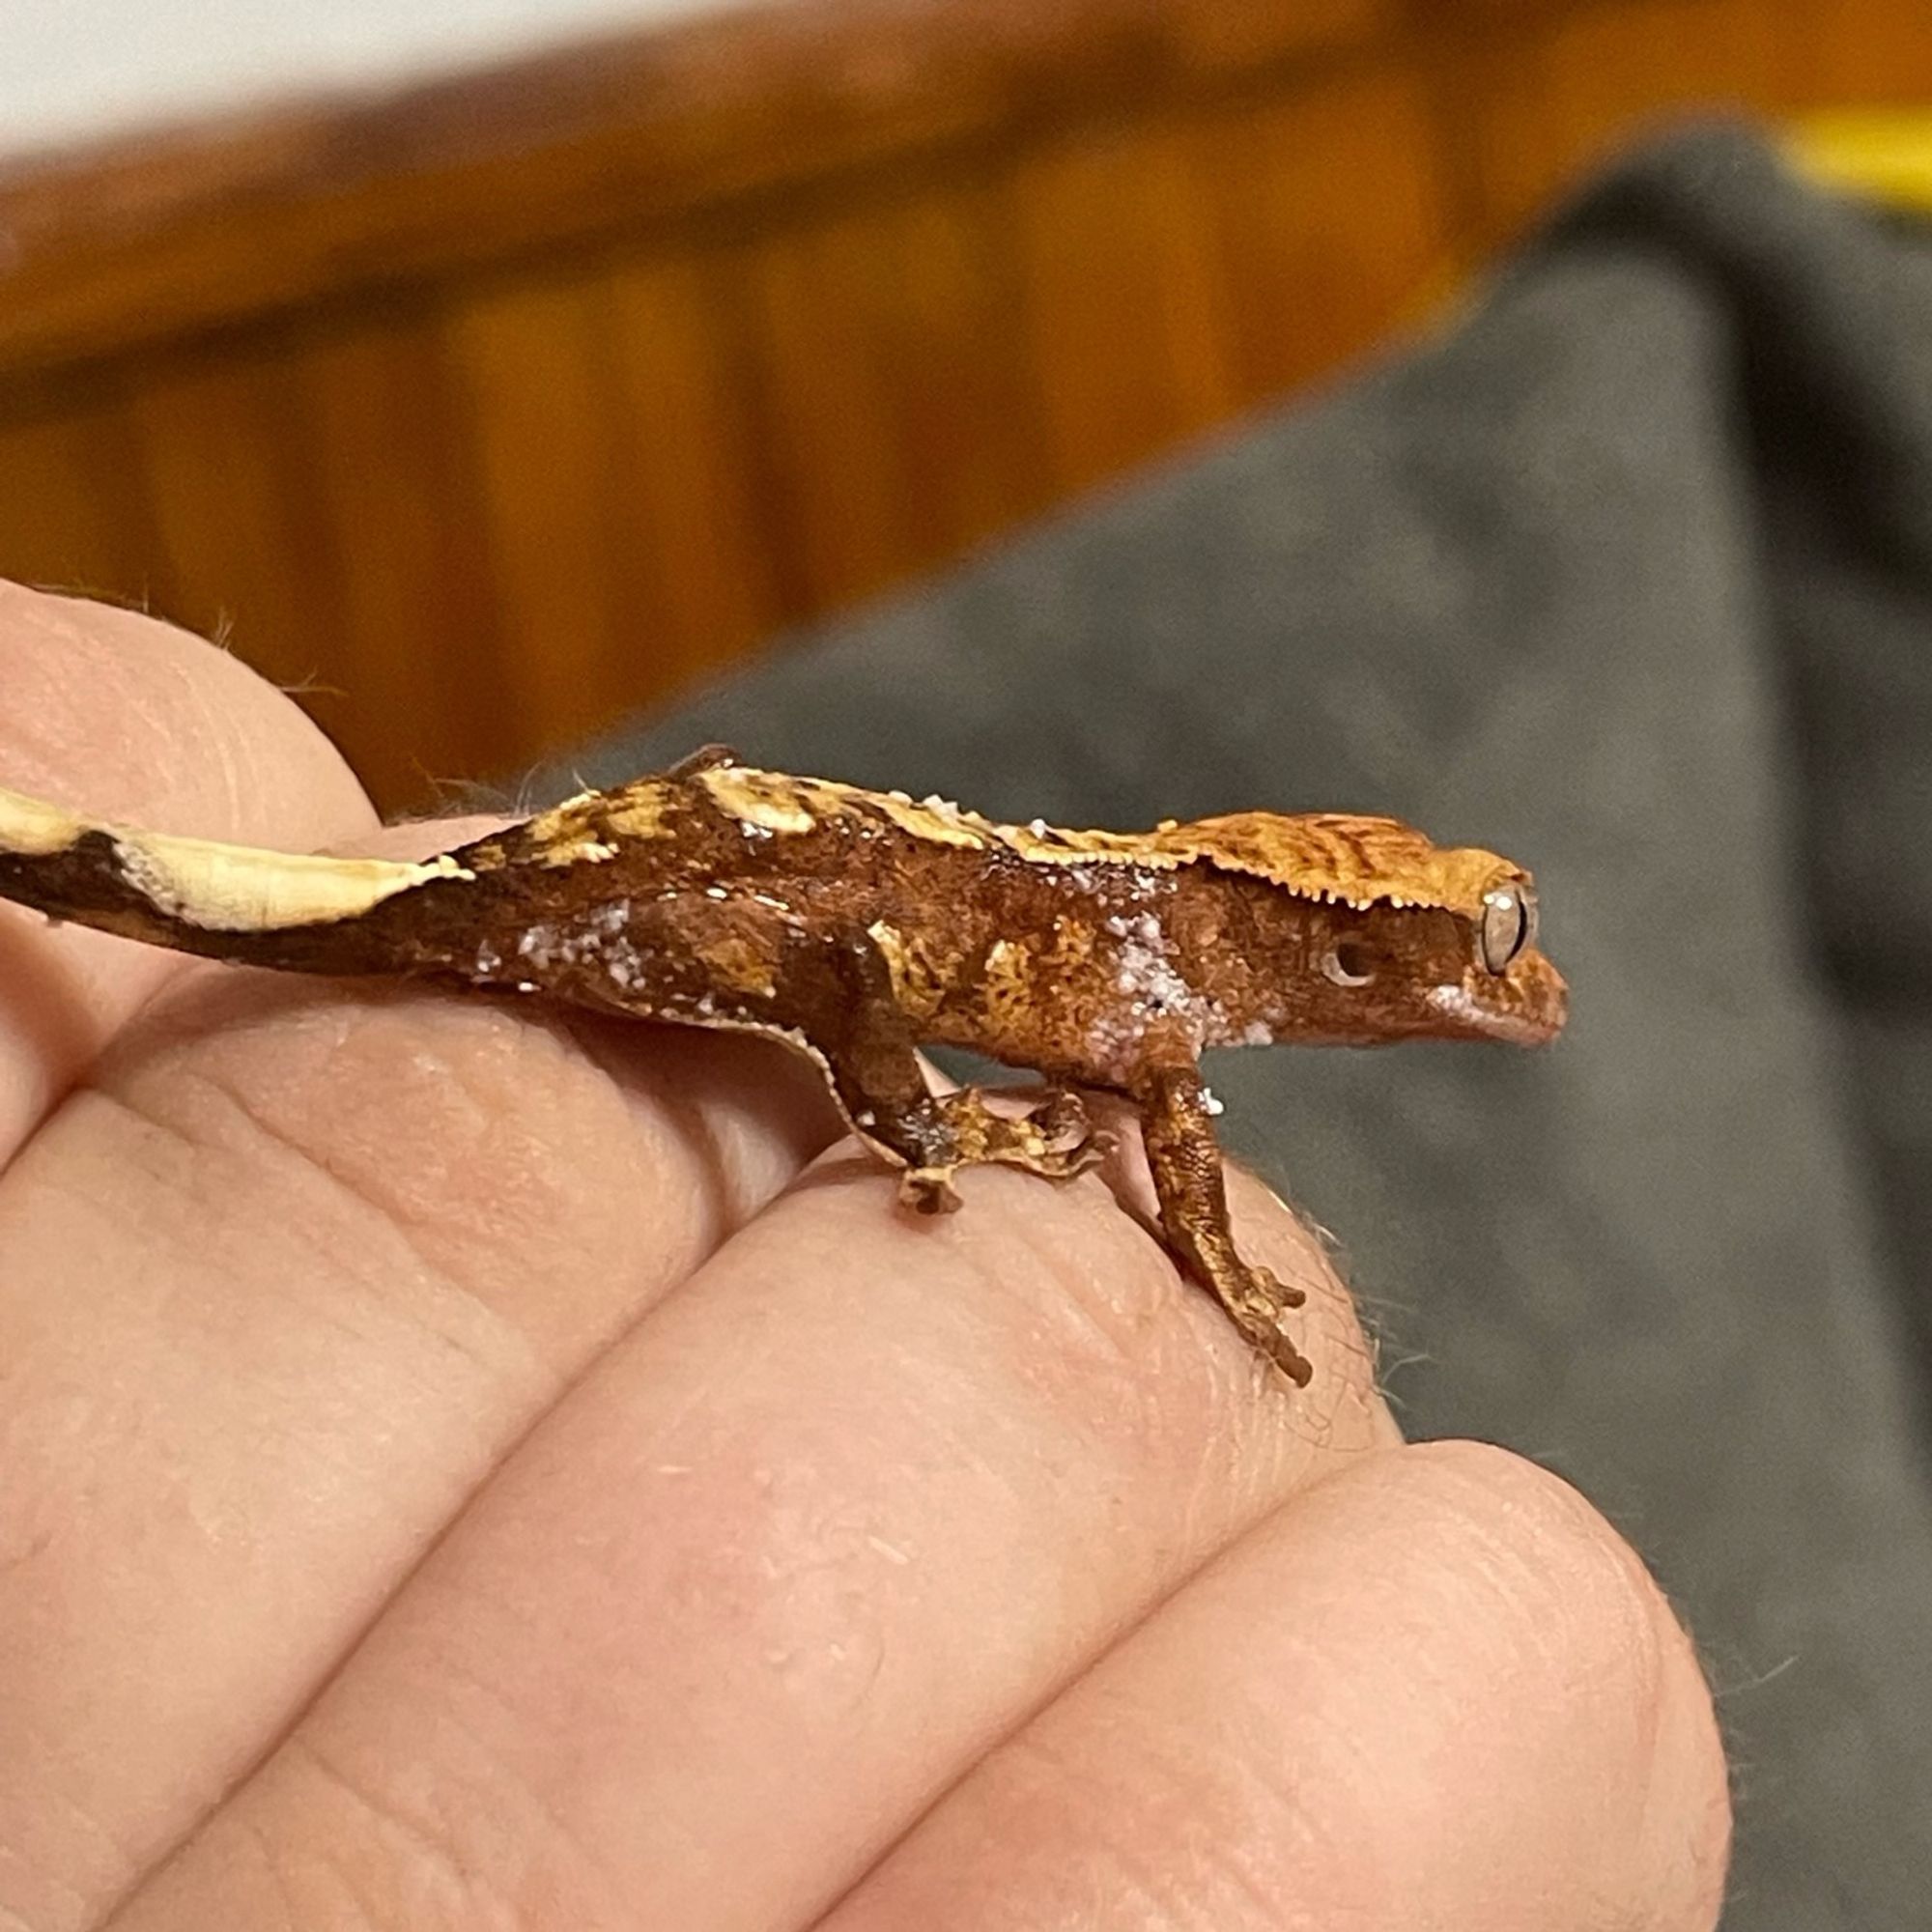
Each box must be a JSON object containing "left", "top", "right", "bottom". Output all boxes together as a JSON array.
[{"left": 1429, "top": 960, "right": 1568, "bottom": 1045}]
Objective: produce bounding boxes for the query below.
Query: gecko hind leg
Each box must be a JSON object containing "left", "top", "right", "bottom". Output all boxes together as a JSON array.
[
  {"left": 808, "top": 933, "right": 1109, "bottom": 1212},
  {"left": 1136, "top": 1064, "right": 1312, "bottom": 1385}
]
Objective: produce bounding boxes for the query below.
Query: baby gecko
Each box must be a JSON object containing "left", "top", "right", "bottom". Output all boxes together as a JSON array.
[{"left": 0, "top": 747, "right": 1566, "bottom": 1384}]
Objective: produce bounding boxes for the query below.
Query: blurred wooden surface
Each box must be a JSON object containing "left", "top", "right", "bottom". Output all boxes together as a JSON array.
[{"left": 0, "top": 0, "right": 1924, "bottom": 810}]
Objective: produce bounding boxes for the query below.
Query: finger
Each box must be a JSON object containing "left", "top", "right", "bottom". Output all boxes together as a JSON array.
[
  {"left": 109, "top": 1140, "right": 1400, "bottom": 1932},
  {"left": 0, "top": 830, "right": 840, "bottom": 1932},
  {"left": 0, "top": 581, "right": 378, "bottom": 1163},
  {"left": 821, "top": 1440, "right": 1731, "bottom": 1932}
]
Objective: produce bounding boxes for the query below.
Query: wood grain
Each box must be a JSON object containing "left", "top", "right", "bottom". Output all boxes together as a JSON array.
[
  {"left": 1185, "top": 66, "right": 1452, "bottom": 404},
  {"left": 442, "top": 276, "right": 653, "bottom": 761},
  {"left": 0, "top": 0, "right": 1387, "bottom": 384},
  {"left": 126, "top": 348, "right": 352, "bottom": 706},
  {"left": 604, "top": 253, "right": 786, "bottom": 698},
  {"left": 1452, "top": 0, "right": 1809, "bottom": 240},
  {"left": 1798, "top": 0, "right": 1932, "bottom": 102},
  {"left": 296, "top": 313, "right": 510, "bottom": 803},
  {"left": 1015, "top": 125, "right": 1238, "bottom": 497},
  {"left": 0, "top": 0, "right": 1907, "bottom": 809},
  {"left": 0, "top": 400, "right": 156, "bottom": 610}
]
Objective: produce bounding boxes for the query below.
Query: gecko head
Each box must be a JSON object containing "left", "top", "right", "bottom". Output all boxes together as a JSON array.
[{"left": 1298, "top": 870, "right": 1568, "bottom": 1048}]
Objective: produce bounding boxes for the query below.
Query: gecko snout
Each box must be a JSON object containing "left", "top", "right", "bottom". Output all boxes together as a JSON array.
[{"left": 1433, "top": 948, "right": 1568, "bottom": 1045}]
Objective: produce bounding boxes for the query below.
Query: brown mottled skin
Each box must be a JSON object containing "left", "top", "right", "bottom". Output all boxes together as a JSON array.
[{"left": 0, "top": 747, "right": 1566, "bottom": 1384}]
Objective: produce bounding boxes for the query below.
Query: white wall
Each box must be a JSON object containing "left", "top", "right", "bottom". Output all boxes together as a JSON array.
[{"left": 5, "top": 0, "right": 760, "bottom": 157}]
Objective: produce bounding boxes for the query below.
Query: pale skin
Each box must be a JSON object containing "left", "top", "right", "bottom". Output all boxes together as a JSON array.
[{"left": 0, "top": 582, "right": 1729, "bottom": 1931}]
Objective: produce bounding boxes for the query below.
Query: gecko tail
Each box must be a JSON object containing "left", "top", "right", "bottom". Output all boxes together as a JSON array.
[{"left": 0, "top": 781, "right": 474, "bottom": 970}]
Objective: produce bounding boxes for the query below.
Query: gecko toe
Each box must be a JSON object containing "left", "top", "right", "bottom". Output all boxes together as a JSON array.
[
  {"left": 1263, "top": 1330, "right": 1315, "bottom": 1386},
  {"left": 1220, "top": 1268, "right": 1314, "bottom": 1382},
  {"left": 899, "top": 1166, "right": 963, "bottom": 1214}
]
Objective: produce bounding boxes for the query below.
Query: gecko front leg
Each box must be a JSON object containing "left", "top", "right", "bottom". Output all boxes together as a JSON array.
[
  {"left": 1135, "top": 1064, "right": 1313, "bottom": 1385},
  {"left": 811, "top": 933, "right": 1110, "bottom": 1212}
]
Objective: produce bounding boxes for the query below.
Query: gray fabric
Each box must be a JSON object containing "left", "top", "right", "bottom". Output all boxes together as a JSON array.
[{"left": 565, "top": 127, "right": 1932, "bottom": 1924}]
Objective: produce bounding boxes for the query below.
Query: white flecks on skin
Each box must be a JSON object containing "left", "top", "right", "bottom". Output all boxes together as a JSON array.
[
  {"left": 1198, "top": 1008, "right": 1272, "bottom": 1051},
  {"left": 512, "top": 903, "right": 653, "bottom": 993},
  {"left": 704, "top": 885, "right": 729, "bottom": 901},
  {"left": 1426, "top": 980, "right": 1523, "bottom": 1039},
  {"left": 475, "top": 941, "right": 503, "bottom": 976},
  {"left": 1082, "top": 907, "right": 1209, "bottom": 1082},
  {"left": 1109, "top": 913, "right": 1193, "bottom": 1020}
]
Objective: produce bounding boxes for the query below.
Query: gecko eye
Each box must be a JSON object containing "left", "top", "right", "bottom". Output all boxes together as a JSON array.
[
  {"left": 1322, "top": 939, "right": 1376, "bottom": 987},
  {"left": 1479, "top": 884, "right": 1538, "bottom": 974}
]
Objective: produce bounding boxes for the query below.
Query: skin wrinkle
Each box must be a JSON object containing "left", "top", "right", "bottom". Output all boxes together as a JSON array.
[
  {"left": 998, "top": 1172, "right": 1188, "bottom": 1375},
  {"left": 0, "top": 923, "right": 99, "bottom": 1160},
  {"left": 69, "top": 1071, "right": 522, "bottom": 1406},
  {"left": 1007, "top": 1713, "right": 1249, "bottom": 1931},
  {"left": 70, "top": 1011, "right": 829, "bottom": 1516},
  {"left": 153, "top": 1062, "right": 542, "bottom": 1393},
  {"left": 0, "top": 1777, "right": 113, "bottom": 1927},
  {"left": 552, "top": 1009, "right": 842, "bottom": 1283},
  {"left": 281, "top": 1735, "right": 487, "bottom": 1931},
  {"left": 98, "top": 977, "right": 704, "bottom": 1363},
  {"left": 228, "top": 1809, "right": 338, "bottom": 1932}
]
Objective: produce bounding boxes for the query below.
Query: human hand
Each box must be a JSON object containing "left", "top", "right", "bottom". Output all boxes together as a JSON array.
[{"left": 0, "top": 582, "right": 1728, "bottom": 1930}]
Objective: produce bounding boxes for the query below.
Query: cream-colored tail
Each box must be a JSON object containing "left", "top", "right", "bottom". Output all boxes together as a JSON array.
[{"left": 0, "top": 781, "right": 474, "bottom": 969}]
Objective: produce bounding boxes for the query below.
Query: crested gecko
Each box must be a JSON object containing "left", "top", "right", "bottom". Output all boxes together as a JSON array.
[{"left": 0, "top": 747, "right": 1567, "bottom": 1384}]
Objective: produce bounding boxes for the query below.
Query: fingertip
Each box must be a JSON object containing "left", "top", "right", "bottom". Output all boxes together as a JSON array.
[
  {"left": 1361, "top": 1439, "right": 1733, "bottom": 1926},
  {"left": 0, "top": 582, "right": 375, "bottom": 842},
  {"left": 0, "top": 584, "right": 383, "bottom": 1159}
]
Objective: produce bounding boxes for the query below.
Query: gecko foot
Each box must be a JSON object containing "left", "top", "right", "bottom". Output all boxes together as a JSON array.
[
  {"left": 890, "top": 1087, "right": 1110, "bottom": 1216},
  {"left": 932, "top": 1086, "right": 1112, "bottom": 1182}
]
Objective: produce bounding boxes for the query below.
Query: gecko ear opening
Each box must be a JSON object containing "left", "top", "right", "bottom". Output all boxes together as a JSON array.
[
  {"left": 1321, "top": 939, "right": 1376, "bottom": 987},
  {"left": 1479, "top": 884, "right": 1537, "bottom": 974}
]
